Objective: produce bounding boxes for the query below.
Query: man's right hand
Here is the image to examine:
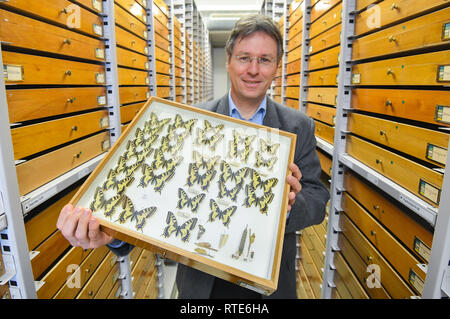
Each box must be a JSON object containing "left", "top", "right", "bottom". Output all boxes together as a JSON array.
[{"left": 56, "top": 204, "right": 114, "bottom": 250}]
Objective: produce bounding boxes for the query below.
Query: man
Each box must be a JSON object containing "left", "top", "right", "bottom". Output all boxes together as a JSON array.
[{"left": 57, "top": 14, "right": 329, "bottom": 299}]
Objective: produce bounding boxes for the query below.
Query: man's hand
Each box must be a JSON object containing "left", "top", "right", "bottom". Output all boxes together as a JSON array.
[
  {"left": 286, "top": 163, "right": 302, "bottom": 212},
  {"left": 56, "top": 204, "right": 114, "bottom": 250}
]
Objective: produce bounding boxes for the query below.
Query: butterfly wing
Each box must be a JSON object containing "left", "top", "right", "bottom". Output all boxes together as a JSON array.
[
  {"left": 189, "top": 193, "right": 206, "bottom": 213},
  {"left": 162, "top": 211, "right": 178, "bottom": 238},
  {"left": 103, "top": 194, "right": 123, "bottom": 218},
  {"left": 200, "top": 169, "right": 216, "bottom": 191},
  {"left": 243, "top": 184, "right": 257, "bottom": 208},
  {"left": 257, "top": 192, "right": 274, "bottom": 215},
  {"left": 262, "top": 178, "right": 279, "bottom": 194},
  {"left": 134, "top": 207, "right": 157, "bottom": 231},
  {"left": 208, "top": 199, "right": 220, "bottom": 222},
  {"left": 186, "top": 163, "right": 200, "bottom": 187},
  {"left": 220, "top": 206, "right": 237, "bottom": 227},
  {"left": 117, "top": 196, "right": 134, "bottom": 224},
  {"left": 178, "top": 217, "right": 198, "bottom": 242},
  {"left": 153, "top": 168, "right": 175, "bottom": 193},
  {"left": 139, "top": 164, "right": 153, "bottom": 188},
  {"left": 177, "top": 188, "right": 190, "bottom": 209},
  {"left": 102, "top": 169, "right": 117, "bottom": 190},
  {"left": 89, "top": 187, "right": 105, "bottom": 212}
]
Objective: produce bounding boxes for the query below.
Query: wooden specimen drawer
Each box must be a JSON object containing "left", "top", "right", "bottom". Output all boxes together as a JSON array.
[
  {"left": 314, "top": 120, "right": 335, "bottom": 144},
  {"left": 308, "top": 45, "right": 340, "bottom": 71},
  {"left": 355, "top": 0, "right": 449, "bottom": 36},
  {"left": 339, "top": 213, "right": 415, "bottom": 298},
  {"left": 94, "top": 263, "right": 120, "bottom": 299},
  {"left": 287, "top": 32, "right": 302, "bottom": 52},
  {"left": 77, "top": 251, "right": 118, "bottom": 299},
  {"left": 308, "top": 24, "right": 341, "bottom": 55},
  {"left": 156, "top": 73, "right": 171, "bottom": 86},
  {"left": 351, "top": 88, "right": 450, "bottom": 127},
  {"left": 0, "top": 10, "right": 105, "bottom": 62},
  {"left": 344, "top": 170, "right": 433, "bottom": 263},
  {"left": 333, "top": 250, "right": 370, "bottom": 299},
  {"left": 16, "top": 131, "right": 110, "bottom": 196},
  {"left": 348, "top": 113, "right": 449, "bottom": 167},
  {"left": 119, "top": 86, "right": 149, "bottom": 105},
  {"left": 307, "top": 103, "right": 336, "bottom": 125},
  {"left": 299, "top": 237, "right": 323, "bottom": 298},
  {"left": 286, "top": 74, "right": 300, "bottom": 86},
  {"left": 155, "top": 32, "right": 171, "bottom": 52},
  {"left": 115, "top": 4, "right": 147, "bottom": 39},
  {"left": 285, "top": 86, "right": 300, "bottom": 99},
  {"left": 54, "top": 246, "right": 109, "bottom": 299},
  {"left": 351, "top": 50, "right": 450, "bottom": 86},
  {"left": 156, "top": 60, "right": 171, "bottom": 75},
  {"left": 0, "top": 0, "right": 104, "bottom": 38},
  {"left": 154, "top": 15, "right": 170, "bottom": 40},
  {"left": 115, "top": 0, "right": 147, "bottom": 24},
  {"left": 118, "top": 67, "right": 149, "bottom": 86},
  {"left": 309, "top": 2, "right": 342, "bottom": 39},
  {"left": 353, "top": 7, "right": 450, "bottom": 61},
  {"left": 286, "top": 60, "right": 301, "bottom": 75},
  {"left": 289, "top": 19, "right": 303, "bottom": 40},
  {"left": 286, "top": 98, "right": 300, "bottom": 109},
  {"left": 73, "top": 0, "right": 103, "bottom": 12},
  {"left": 307, "top": 67, "right": 339, "bottom": 86},
  {"left": 317, "top": 148, "right": 332, "bottom": 176},
  {"left": 355, "top": 0, "right": 379, "bottom": 11},
  {"left": 287, "top": 46, "right": 302, "bottom": 64},
  {"left": 307, "top": 87, "right": 337, "bottom": 105},
  {"left": 7, "top": 87, "right": 107, "bottom": 123},
  {"left": 120, "top": 102, "right": 145, "bottom": 123},
  {"left": 11, "top": 110, "right": 109, "bottom": 160},
  {"left": 310, "top": 0, "right": 342, "bottom": 23},
  {"left": 342, "top": 193, "right": 426, "bottom": 295},
  {"left": 37, "top": 246, "right": 92, "bottom": 299},
  {"left": 117, "top": 47, "right": 149, "bottom": 70},
  {"left": 153, "top": 2, "right": 169, "bottom": 29},
  {"left": 289, "top": 2, "right": 303, "bottom": 26},
  {"left": 346, "top": 135, "right": 443, "bottom": 207},
  {"left": 115, "top": 26, "right": 148, "bottom": 56},
  {"left": 155, "top": 46, "right": 171, "bottom": 63},
  {"left": 3, "top": 51, "right": 105, "bottom": 85},
  {"left": 175, "top": 76, "right": 183, "bottom": 86},
  {"left": 302, "top": 227, "right": 326, "bottom": 270}
]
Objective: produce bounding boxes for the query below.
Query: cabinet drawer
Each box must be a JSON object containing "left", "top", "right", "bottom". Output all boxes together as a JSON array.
[
  {"left": 342, "top": 193, "right": 426, "bottom": 295},
  {"left": 309, "top": 2, "right": 342, "bottom": 39},
  {"left": 94, "top": 264, "right": 120, "bottom": 299},
  {"left": 317, "top": 148, "right": 332, "bottom": 176},
  {"left": 155, "top": 46, "right": 171, "bottom": 63},
  {"left": 351, "top": 88, "right": 450, "bottom": 127},
  {"left": 287, "top": 46, "right": 302, "bottom": 63},
  {"left": 3, "top": 51, "right": 105, "bottom": 85},
  {"left": 119, "top": 86, "right": 149, "bottom": 105},
  {"left": 0, "top": 0, "right": 103, "bottom": 38},
  {"left": 308, "top": 24, "right": 341, "bottom": 55},
  {"left": 287, "top": 32, "right": 302, "bottom": 52},
  {"left": 339, "top": 214, "right": 415, "bottom": 298},
  {"left": 288, "top": 2, "right": 303, "bottom": 26},
  {"left": 273, "top": 86, "right": 282, "bottom": 96},
  {"left": 346, "top": 135, "right": 443, "bottom": 207},
  {"left": 154, "top": 15, "right": 170, "bottom": 40},
  {"left": 286, "top": 60, "right": 301, "bottom": 75},
  {"left": 308, "top": 45, "right": 340, "bottom": 71},
  {"left": 0, "top": 10, "right": 105, "bottom": 62},
  {"left": 299, "top": 237, "right": 323, "bottom": 298},
  {"left": 153, "top": 0, "right": 169, "bottom": 28},
  {"left": 115, "top": 3, "right": 147, "bottom": 39},
  {"left": 348, "top": 113, "right": 449, "bottom": 167},
  {"left": 334, "top": 250, "right": 370, "bottom": 299},
  {"left": 307, "top": 87, "right": 337, "bottom": 105},
  {"left": 353, "top": 7, "right": 450, "bottom": 61},
  {"left": 155, "top": 32, "right": 171, "bottom": 52},
  {"left": 351, "top": 50, "right": 450, "bottom": 86},
  {"left": 285, "top": 86, "right": 300, "bottom": 99},
  {"left": 115, "top": 0, "right": 147, "bottom": 24},
  {"left": 344, "top": 170, "right": 433, "bottom": 263},
  {"left": 115, "top": 26, "right": 149, "bottom": 56},
  {"left": 117, "top": 47, "right": 149, "bottom": 70},
  {"left": 314, "top": 120, "right": 335, "bottom": 144},
  {"left": 16, "top": 131, "right": 110, "bottom": 196},
  {"left": 11, "top": 110, "right": 109, "bottom": 160},
  {"left": 156, "top": 73, "right": 171, "bottom": 86},
  {"left": 6, "top": 87, "right": 107, "bottom": 123},
  {"left": 120, "top": 102, "right": 145, "bottom": 124},
  {"left": 156, "top": 60, "right": 171, "bottom": 75},
  {"left": 286, "top": 74, "right": 300, "bottom": 86},
  {"left": 118, "top": 67, "right": 149, "bottom": 86},
  {"left": 355, "top": 0, "right": 449, "bottom": 36},
  {"left": 286, "top": 98, "right": 300, "bottom": 109},
  {"left": 288, "top": 19, "right": 303, "bottom": 40},
  {"left": 307, "top": 103, "right": 336, "bottom": 125},
  {"left": 73, "top": 0, "right": 103, "bottom": 12},
  {"left": 307, "top": 67, "right": 339, "bottom": 86},
  {"left": 310, "top": 0, "right": 342, "bottom": 23}
]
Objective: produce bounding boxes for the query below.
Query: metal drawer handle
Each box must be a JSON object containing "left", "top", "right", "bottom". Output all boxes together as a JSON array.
[
  {"left": 379, "top": 130, "right": 386, "bottom": 136},
  {"left": 65, "top": 70, "right": 72, "bottom": 76},
  {"left": 385, "top": 99, "right": 393, "bottom": 107},
  {"left": 72, "top": 125, "right": 78, "bottom": 131},
  {"left": 376, "top": 159, "right": 382, "bottom": 165},
  {"left": 373, "top": 205, "right": 379, "bottom": 210},
  {"left": 370, "top": 230, "right": 376, "bottom": 236},
  {"left": 60, "top": 8, "right": 68, "bottom": 14},
  {"left": 388, "top": 35, "right": 397, "bottom": 43},
  {"left": 67, "top": 97, "right": 76, "bottom": 103},
  {"left": 63, "top": 38, "right": 72, "bottom": 45},
  {"left": 386, "top": 68, "right": 394, "bottom": 75},
  {"left": 391, "top": 3, "right": 399, "bottom": 10},
  {"left": 74, "top": 151, "right": 82, "bottom": 159}
]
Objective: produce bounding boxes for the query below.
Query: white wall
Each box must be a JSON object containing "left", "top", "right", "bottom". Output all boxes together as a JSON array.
[{"left": 212, "top": 47, "right": 230, "bottom": 100}]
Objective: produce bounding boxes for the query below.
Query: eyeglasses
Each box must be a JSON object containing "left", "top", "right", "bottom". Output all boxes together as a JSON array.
[{"left": 234, "top": 55, "right": 275, "bottom": 66}]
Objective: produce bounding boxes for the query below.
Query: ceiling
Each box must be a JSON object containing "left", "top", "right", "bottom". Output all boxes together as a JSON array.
[{"left": 194, "top": 0, "right": 265, "bottom": 47}]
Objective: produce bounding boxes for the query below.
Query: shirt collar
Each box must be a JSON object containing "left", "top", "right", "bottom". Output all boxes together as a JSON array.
[{"left": 228, "top": 90, "right": 267, "bottom": 122}]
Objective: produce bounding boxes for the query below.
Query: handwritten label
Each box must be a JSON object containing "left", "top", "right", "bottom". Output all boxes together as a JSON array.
[
  {"left": 435, "top": 105, "right": 450, "bottom": 124},
  {"left": 438, "top": 65, "right": 450, "bottom": 82},
  {"left": 419, "top": 179, "right": 440, "bottom": 204},
  {"left": 3, "top": 64, "right": 23, "bottom": 81},
  {"left": 414, "top": 237, "right": 431, "bottom": 262},
  {"left": 426, "top": 143, "right": 448, "bottom": 165}
]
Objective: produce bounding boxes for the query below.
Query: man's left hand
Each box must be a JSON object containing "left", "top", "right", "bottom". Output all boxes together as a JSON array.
[{"left": 286, "top": 163, "right": 302, "bottom": 212}]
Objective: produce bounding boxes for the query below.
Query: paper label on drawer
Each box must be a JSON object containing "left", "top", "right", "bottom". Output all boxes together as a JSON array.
[
  {"left": 145, "top": 62, "right": 149, "bottom": 70},
  {"left": 141, "top": 0, "right": 147, "bottom": 7},
  {"left": 426, "top": 143, "right": 448, "bottom": 165},
  {"left": 97, "top": 95, "right": 107, "bottom": 106},
  {"left": 99, "top": 117, "right": 109, "bottom": 128},
  {"left": 3, "top": 64, "right": 24, "bottom": 81},
  {"left": 144, "top": 47, "right": 149, "bottom": 55},
  {"left": 92, "top": 0, "right": 102, "bottom": 11},
  {"left": 102, "top": 138, "right": 111, "bottom": 151},
  {"left": 435, "top": 105, "right": 450, "bottom": 124},
  {"left": 408, "top": 269, "right": 424, "bottom": 294},
  {"left": 93, "top": 24, "right": 103, "bottom": 36},
  {"left": 146, "top": 77, "right": 150, "bottom": 85},
  {"left": 95, "top": 48, "right": 105, "bottom": 59},
  {"left": 418, "top": 179, "right": 441, "bottom": 204},
  {"left": 413, "top": 236, "right": 431, "bottom": 262},
  {"left": 351, "top": 73, "right": 360, "bottom": 84},
  {"left": 146, "top": 91, "right": 150, "bottom": 99},
  {"left": 437, "top": 65, "right": 450, "bottom": 82},
  {"left": 143, "top": 30, "right": 148, "bottom": 39},
  {"left": 96, "top": 73, "right": 105, "bottom": 84},
  {"left": 442, "top": 22, "right": 450, "bottom": 41}
]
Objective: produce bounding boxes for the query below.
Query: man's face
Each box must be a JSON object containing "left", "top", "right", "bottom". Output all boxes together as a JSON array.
[{"left": 227, "top": 31, "right": 278, "bottom": 104}]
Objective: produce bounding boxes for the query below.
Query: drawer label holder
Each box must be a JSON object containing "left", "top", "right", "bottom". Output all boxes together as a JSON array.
[
  {"left": 437, "top": 65, "right": 450, "bottom": 82},
  {"left": 3, "top": 64, "right": 24, "bottom": 82},
  {"left": 442, "top": 22, "right": 450, "bottom": 41},
  {"left": 413, "top": 236, "right": 431, "bottom": 263},
  {"left": 408, "top": 269, "right": 425, "bottom": 294},
  {"left": 418, "top": 179, "right": 441, "bottom": 204},
  {"left": 426, "top": 143, "right": 448, "bottom": 165},
  {"left": 435, "top": 105, "right": 450, "bottom": 124}
]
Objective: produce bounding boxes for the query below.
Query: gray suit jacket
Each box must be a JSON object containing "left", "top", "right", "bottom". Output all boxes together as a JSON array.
[
  {"left": 110, "top": 94, "right": 329, "bottom": 299},
  {"left": 175, "top": 95, "right": 329, "bottom": 299}
]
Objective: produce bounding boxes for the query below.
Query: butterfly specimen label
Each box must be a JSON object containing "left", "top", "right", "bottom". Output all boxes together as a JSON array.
[{"left": 71, "top": 97, "right": 296, "bottom": 295}]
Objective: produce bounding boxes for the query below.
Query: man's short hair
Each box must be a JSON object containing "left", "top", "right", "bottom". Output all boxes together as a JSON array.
[{"left": 225, "top": 14, "right": 284, "bottom": 64}]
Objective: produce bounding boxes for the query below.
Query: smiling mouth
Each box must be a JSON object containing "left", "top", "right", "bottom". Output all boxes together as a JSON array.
[{"left": 242, "top": 79, "right": 262, "bottom": 87}]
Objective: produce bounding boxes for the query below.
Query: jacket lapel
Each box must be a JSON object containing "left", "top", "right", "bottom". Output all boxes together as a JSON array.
[
  {"left": 215, "top": 94, "right": 230, "bottom": 116},
  {"left": 263, "top": 97, "right": 282, "bottom": 129}
]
